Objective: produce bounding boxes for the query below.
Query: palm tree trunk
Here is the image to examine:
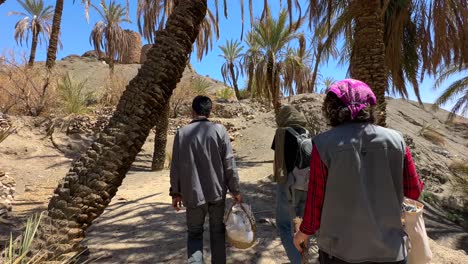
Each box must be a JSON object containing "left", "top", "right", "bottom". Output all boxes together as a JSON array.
[
  {"left": 46, "top": 0, "right": 64, "bottom": 69},
  {"left": 28, "top": 30, "right": 39, "bottom": 67},
  {"left": 311, "top": 46, "right": 323, "bottom": 93},
  {"left": 229, "top": 63, "right": 241, "bottom": 99},
  {"left": 151, "top": 101, "right": 170, "bottom": 171},
  {"left": 32, "top": 0, "right": 207, "bottom": 258},
  {"left": 350, "top": 0, "right": 387, "bottom": 126},
  {"left": 267, "top": 58, "right": 281, "bottom": 114},
  {"left": 246, "top": 66, "right": 254, "bottom": 94},
  {"left": 108, "top": 35, "right": 115, "bottom": 73}
]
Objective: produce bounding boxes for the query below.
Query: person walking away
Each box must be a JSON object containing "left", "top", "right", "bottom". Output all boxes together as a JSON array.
[
  {"left": 272, "top": 105, "right": 312, "bottom": 264},
  {"left": 294, "top": 79, "right": 424, "bottom": 264},
  {"left": 170, "top": 96, "right": 241, "bottom": 264}
]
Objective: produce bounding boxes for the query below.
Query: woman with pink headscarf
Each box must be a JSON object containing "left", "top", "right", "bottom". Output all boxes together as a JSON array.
[{"left": 293, "top": 79, "right": 424, "bottom": 264}]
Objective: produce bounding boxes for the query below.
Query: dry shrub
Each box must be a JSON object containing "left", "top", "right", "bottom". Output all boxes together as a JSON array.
[
  {"left": 449, "top": 161, "right": 468, "bottom": 197},
  {"left": 99, "top": 74, "right": 129, "bottom": 106},
  {"left": 418, "top": 122, "right": 445, "bottom": 145},
  {"left": 170, "top": 84, "right": 196, "bottom": 118},
  {"left": 0, "top": 52, "right": 58, "bottom": 116}
]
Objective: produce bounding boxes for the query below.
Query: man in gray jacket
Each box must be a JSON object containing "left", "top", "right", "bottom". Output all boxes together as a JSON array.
[{"left": 170, "top": 95, "right": 241, "bottom": 264}]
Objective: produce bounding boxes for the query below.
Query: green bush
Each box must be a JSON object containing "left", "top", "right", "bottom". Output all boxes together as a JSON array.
[
  {"left": 216, "top": 87, "right": 235, "bottom": 100},
  {"left": 57, "top": 74, "right": 94, "bottom": 115},
  {"left": 191, "top": 77, "right": 211, "bottom": 95}
]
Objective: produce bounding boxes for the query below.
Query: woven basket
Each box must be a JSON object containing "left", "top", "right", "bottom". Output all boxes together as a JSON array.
[{"left": 224, "top": 203, "right": 257, "bottom": 249}]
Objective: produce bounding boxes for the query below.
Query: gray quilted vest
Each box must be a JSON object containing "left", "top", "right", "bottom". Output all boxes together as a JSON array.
[{"left": 313, "top": 122, "right": 408, "bottom": 263}]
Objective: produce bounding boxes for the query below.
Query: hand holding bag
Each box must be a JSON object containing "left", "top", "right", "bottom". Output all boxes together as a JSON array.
[
  {"left": 224, "top": 202, "right": 257, "bottom": 249},
  {"left": 402, "top": 198, "right": 432, "bottom": 264}
]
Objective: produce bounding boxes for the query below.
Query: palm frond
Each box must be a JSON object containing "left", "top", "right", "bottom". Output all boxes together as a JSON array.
[
  {"left": 89, "top": 0, "right": 131, "bottom": 65},
  {"left": 9, "top": 0, "right": 54, "bottom": 49},
  {"left": 432, "top": 63, "right": 467, "bottom": 119}
]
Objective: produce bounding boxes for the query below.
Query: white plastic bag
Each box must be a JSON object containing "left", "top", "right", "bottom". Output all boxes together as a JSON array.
[
  {"left": 403, "top": 198, "right": 432, "bottom": 264},
  {"left": 224, "top": 203, "right": 256, "bottom": 248}
]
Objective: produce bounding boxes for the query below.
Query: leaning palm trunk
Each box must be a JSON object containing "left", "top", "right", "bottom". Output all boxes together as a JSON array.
[
  {"left": 46, "top": 0, "right": 64, "bottom": 69},
  {"left": 28, "top": 30, "right": 39, "bottom": 67},
  {"left": 152, "top": 101, "right": 170, "bottom": 171},
  {"left": 30, "top": 0, "right": 207, "bottom": 259},
  {"left": 350, "top": 0, "right": 387, "bottom": 126}
]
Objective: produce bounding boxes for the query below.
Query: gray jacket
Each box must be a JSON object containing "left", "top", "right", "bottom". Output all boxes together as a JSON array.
[
  {"left": 314, "top": 122, "right": 407, "bottom": 263},
  {"left": 170, "top": 118, "right": 240, "bottom": 208}
]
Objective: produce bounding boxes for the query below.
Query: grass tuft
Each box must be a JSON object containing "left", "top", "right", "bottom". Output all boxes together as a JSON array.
[
  {"left": 57, "top": 74, "right": 94, "bottom": 115},
  {"left": 216, "top": 87, "right": 235, "bottom": 101},
  {"left": 191, "top": 77, "right": 211, "bottom": 95}
]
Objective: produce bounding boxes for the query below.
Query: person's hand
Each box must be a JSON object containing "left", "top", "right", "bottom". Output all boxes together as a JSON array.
[
  {"left": 293, "top": 231, "right": 310, "bottom": 253},
  {"left": 232, "top": 193, "right": 242, "bottom": 204},
  {"left": 172, "top": 196, "right": 183, "bottom": 211}
]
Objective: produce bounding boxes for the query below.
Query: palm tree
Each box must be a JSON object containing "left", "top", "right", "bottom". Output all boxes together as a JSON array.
[
  {"left": 308, "top": 0, "right": 468, "bottom": 126},
  {"left": 309, "top": 25, "right": 338, "bottom": 93},
  {"left": 31, "top": 1, "right": 280, "bottom": 259},
  {"left": 45, "top": 0, "right": 93, "bottom": 70},
  {"left": 90, "top": 0, "right": 130, "bottom": 72},
  {"left": 432, "top": 64, "right": 467, "bottom": 120},
  {"left": 9, "top": 0, "right": 54, "bottom": 67},
  {"left": 282, "top": 45, "right": 314, "bottom": 95},
  {"left": 320, "top": 76, "right": 336, "bottom": 93},
  {"left": 249, "top": 8, "right": 305, "bottom": 113},
  {"left": 243, "top": 32, "right": 262, "bottom": 95},
  {"left": 219, "top": 39, "right": 243, "bottom": 100},
  {"left": 45, "top": 0, "right": 63, "bottom": 69}
]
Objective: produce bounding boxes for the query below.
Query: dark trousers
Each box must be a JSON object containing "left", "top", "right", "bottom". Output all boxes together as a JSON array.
[
  {"left": 186, "top": 200, "right": 226, "bottom": 264},
  {"left": 319, "top": 251, "right": 407, "bottom": 264}
]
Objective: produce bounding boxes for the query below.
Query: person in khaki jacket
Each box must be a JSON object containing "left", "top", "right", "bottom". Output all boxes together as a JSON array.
[{"left": 170, "top": 95, "right": 241, "bottom": 264}]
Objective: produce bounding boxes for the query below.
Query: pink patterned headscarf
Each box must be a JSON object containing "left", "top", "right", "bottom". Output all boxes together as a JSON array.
[{"left": 327, "top": 79, "right": 377, "bottom": 119}]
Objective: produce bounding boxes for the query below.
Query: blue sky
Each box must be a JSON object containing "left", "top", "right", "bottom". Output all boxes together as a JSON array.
[{"left": 0, "top": 0, "right": 461, "bottom": 111}]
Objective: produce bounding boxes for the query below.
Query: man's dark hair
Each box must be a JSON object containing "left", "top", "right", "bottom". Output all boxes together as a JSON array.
[
  {"left": 192, "top": 95, "right": 212, "bottom": 117},
  {"left": 322, "top": 92, "right": 375, "bottom": 127}
]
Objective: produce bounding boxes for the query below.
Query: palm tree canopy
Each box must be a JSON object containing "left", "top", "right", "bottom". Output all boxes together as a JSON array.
[
  {"left": 219, "top": 39, "right": 243, "bottom": 64},
  {"left": 90, "top": 0, "right": 131, "bottom": 62},
  {"left": 8, "top": 0, "right": 54, "bottom": 46},
  {"left": 136, "top": 0, "right": 304, "bottom": 61},
  {"left": 432, "top": 64, "right": 468, "bottom": 120},
  {"left": 247, "top": 9, "right": 308, "bottom": 98},
  {"left": 219, "top": 39, "right": 244, "bottom": 87},
  {"left": 307, "top": 0, "right": 468, "bottom": 102}
]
